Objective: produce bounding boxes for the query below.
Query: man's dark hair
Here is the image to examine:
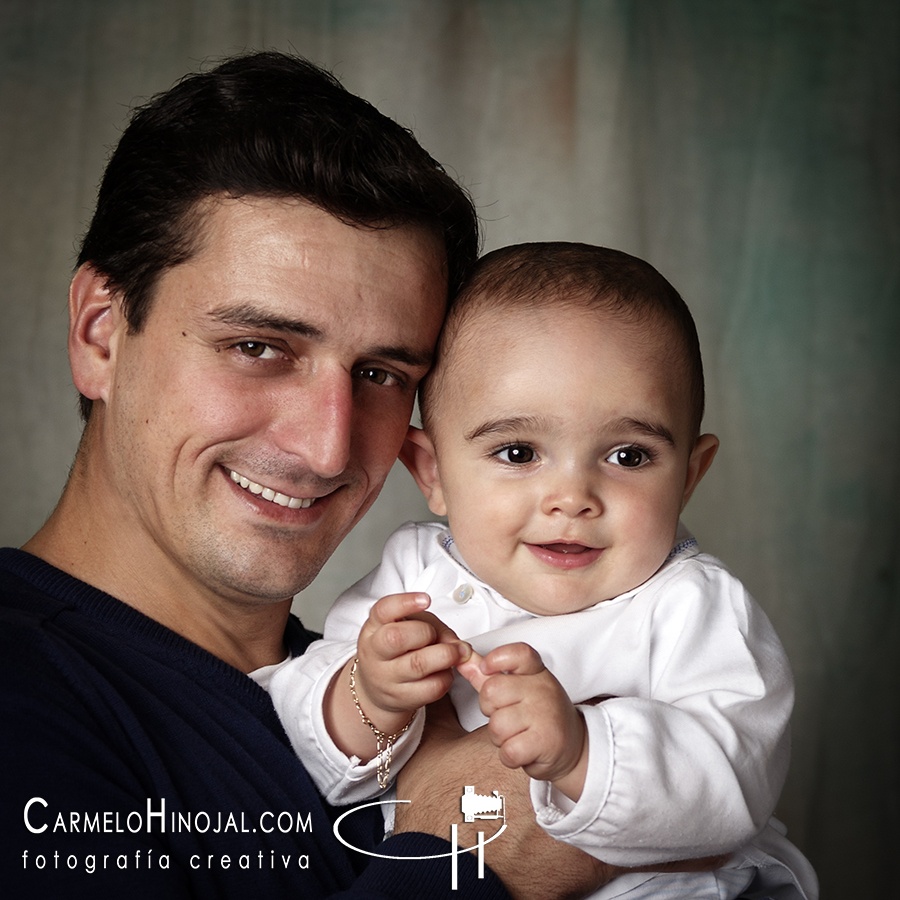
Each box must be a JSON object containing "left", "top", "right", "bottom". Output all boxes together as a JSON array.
[
  {"left": 420, "top": 242, "right": 706, "bottom": 439},
  {"left": 76, "top": 50, "right": 479, "bottom": 420}
]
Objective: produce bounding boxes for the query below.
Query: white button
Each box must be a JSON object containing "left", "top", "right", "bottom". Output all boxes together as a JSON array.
[{"left": 453, "top": 583, "right": 474, "bottom": 604}]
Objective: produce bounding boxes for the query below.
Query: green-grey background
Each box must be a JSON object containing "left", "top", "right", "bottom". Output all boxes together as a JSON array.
[{"left": 2, "top": 1, "right": 897, "bottom": 895}]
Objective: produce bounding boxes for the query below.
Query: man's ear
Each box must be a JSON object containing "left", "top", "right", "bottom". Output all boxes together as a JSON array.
[
  {"left": 68, "top": 265, "right": 124, "bottom": 406},
  {"left": 681, "top": 433, "right": 719, "bottom": 510},
  {"left": 398, "top": 426, "right": 447, "bottom": 516}
]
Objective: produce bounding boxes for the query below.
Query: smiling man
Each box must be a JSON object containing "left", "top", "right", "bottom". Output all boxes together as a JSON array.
[
  {"left": 0, "top": 51, "right": 554, "bottom": 900},
  {"left": 52, "top": 196, "right": 446, "bottom": 673}
]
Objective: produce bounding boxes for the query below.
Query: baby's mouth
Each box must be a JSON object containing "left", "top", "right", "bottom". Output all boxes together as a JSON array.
[
  {"left": 538, "top": 543, "right": 593, "bottom": 554},
  {"left": 226, "top": 468, "right": 317, "bottom": 509},
  {"left": 526, "top": 541, "right": 604, "bottom": 570}
]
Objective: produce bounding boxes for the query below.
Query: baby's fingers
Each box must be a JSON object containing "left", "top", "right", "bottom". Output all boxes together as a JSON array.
[
  {"left": 364, "top": 617, "right": 443, "bottom": 662},
  {"left": 367, "top": 592, "right": 431, "bottom": 626},
  {"left": 490, "top": 720, "right": 538, "bottom": 772},
  {"left": 481, "top": 642, "right": 545, "bottom": 677},
  {"left": 456, "top": 647, "right": 488, "bottom": 692},
  {"left": 404, "top": 639, "right": 474, "bottom": 687},
  {"left": 457, "top": 643, "right": 548, "bottom": 701},
  {"left": 379, "top": 640, "right": 470, "bottom": 708},
  {"left": 406, "top": 609, "right": 464, "bottom": 649},
  {"left": 362, "top": 594, "right": 440, "bottom": 662}
]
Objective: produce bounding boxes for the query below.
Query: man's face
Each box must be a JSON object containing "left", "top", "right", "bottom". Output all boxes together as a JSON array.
[
  {"left": 97, "top": 197, "right": 446, "bottom": 605},
  {"left": 422, "top": 304, "right": 705, "bottom": 616}
]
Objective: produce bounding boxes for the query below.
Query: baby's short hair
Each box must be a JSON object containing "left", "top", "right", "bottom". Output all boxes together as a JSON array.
[{"left": 420, "top": 242, "right": 706, "bottom": 439}]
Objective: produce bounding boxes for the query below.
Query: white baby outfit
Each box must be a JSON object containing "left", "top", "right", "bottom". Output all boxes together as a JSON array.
[{"left": 270, "top": 522, "right": 818, "bottom": 899}]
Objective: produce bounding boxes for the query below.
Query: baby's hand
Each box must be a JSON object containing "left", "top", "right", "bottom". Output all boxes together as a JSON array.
[
  {"left": 458, "top": 642, "right": 588, "bottom": 801},
  {"left": 352, "top": 592, "right": 471, "bottom": 734}
]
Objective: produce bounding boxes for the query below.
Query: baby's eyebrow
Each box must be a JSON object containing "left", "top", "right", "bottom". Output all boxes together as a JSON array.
[
  {"left": 613, "top": 417, "right": 676, "bottom": 446},
  {"left": 465, "top": 415, "right": 554, "bottom": 442},
  {"left": 465, "top": 414, "right": 678, "bottom": 446}
]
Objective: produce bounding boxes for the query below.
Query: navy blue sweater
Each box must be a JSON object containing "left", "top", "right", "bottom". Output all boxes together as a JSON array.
[{"left": 0, "top": 548, "right": 509, "bottom": 899}]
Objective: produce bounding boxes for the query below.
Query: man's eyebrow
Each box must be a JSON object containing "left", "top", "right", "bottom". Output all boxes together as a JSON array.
[
  {"left": 208, "top": 304, "right": 433, "bottom": 368},
  {"left": 465, "top": 415, "right": 554, "bottom": 442},
  {"left": 614, "top": 417, "right": 676, "bottom": 446},
  {"left": 209, "top": 304, "right": 324, "bottom": 339}
]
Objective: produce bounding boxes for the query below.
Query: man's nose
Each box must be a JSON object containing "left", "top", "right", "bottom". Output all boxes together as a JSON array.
[
  {"left": 540, "top": 469, "right": 602, "bottom": 518},
  {"left": 272, "top": 367, "right": 353, "bottom": 479}
]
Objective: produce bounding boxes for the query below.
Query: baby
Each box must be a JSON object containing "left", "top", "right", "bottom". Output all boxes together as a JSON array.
[{"left": 269, "top": 243, "right": 817, "bottom": 899}]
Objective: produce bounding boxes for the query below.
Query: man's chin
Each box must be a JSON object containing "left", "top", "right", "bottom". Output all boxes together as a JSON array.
[{"left": 189, "top": 539, "right": 332, "bottom": 606}]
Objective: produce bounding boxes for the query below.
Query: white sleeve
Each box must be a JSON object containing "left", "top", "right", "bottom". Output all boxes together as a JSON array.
[
  {"left": 268, "top": 637, "right": 424, "bottom": 805},
  {"left": 528, "top": 560, "right": 794, "bottom": 867},
  {"left": 268, "top": 523, "right": 429, "bottom": 805}
]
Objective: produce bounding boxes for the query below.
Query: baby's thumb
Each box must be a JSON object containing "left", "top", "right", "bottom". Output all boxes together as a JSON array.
[{"left": 456, "top": 646, "right": 488, "bottom": 692}]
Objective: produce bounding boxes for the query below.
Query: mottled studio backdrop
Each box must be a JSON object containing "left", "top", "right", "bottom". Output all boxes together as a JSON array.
[{"left": 1, "top": 1, "right": 897, "bottom": 895}]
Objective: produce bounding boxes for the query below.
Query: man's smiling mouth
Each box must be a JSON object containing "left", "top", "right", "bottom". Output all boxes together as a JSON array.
[{"left": 227, "top": 468, "right": 317, "bottom": 509}]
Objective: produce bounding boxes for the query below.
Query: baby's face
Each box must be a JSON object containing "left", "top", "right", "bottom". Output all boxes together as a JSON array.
[{"left": 423, "top": 304, "right": 712, "bottom": 615}]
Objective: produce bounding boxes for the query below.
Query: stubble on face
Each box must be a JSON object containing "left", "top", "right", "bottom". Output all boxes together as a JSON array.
[{"left": 83, "top": 198, "right": 448, "bottom": 612}]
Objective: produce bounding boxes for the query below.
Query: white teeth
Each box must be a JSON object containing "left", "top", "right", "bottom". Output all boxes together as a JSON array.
[{"left": 228, "top": 469, "right": 315, "bottom": 509}]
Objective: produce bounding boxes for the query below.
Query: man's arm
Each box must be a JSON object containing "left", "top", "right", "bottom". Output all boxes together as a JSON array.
[
  {"left": 393, "top": 698, "right": 729, "bottom": 900},
  {"left": 392, "top": 698, "right": 614, "bottom": 900}
]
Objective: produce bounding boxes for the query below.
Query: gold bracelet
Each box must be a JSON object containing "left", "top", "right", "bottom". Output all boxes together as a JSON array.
[{"left": 349, "top": 657, "right": 414, "bottom": 789}]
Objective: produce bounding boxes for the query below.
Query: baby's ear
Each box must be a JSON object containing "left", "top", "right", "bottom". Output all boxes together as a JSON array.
[
  {"left": 399, "top": 426, "right": 447, "bottom": 516},
  {"left": 681, "top": 433, "right": 719, "bottom": 510}
]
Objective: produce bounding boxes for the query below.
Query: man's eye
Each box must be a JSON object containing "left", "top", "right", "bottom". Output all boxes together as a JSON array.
[
  {"left": 495, "top": 444, "right": 536, "bottom": 465},
  {"left": 355, "top": 367, "right": 397, "bottom": 386},
  {"left": 236, "top": 341, "right": 277, "bottom": 359},
  {"left": 606, "top": 446, "right": 649, "bottom": 468}
]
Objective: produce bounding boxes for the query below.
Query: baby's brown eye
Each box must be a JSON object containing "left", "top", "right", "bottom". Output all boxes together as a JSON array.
[
  {"left": 497, "top": 445, "right": 535, "bottom": 464},
  {"left": 607, "top": 447, "right": 647, "bottom": 468}
]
